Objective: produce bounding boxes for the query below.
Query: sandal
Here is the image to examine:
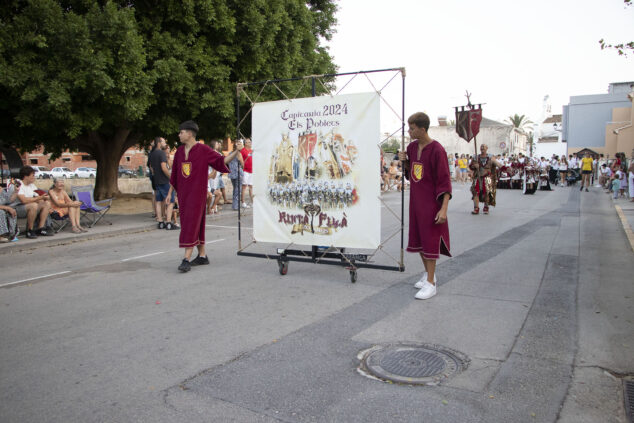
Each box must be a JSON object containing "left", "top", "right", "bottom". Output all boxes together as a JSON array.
[
  {"left": 471, "top": 207, "right": 479, "bottom": 215},
  {"left": 483, "top": 206, "right": 489, "bottom": 215},
  {"left": 71, "top": 227, "right": 82, "bottom": 234}
]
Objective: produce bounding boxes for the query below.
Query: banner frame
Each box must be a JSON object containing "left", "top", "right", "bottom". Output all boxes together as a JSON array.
[{"left": 235, "top": 68, "right": 406, "bottom": 283}]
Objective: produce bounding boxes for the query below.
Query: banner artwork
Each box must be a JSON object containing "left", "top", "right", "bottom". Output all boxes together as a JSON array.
[{"left": 251, "top": 92, "right": 381, "bottom": 249}]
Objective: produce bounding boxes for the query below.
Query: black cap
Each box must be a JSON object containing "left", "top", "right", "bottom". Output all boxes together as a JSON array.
[{"left": 179, "top": 120, "right": 199, "bottom": 133}]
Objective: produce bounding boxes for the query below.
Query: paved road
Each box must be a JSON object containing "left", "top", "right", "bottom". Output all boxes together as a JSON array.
[{"left": 1, "top": 184, "right": 632, "bottom": 422}]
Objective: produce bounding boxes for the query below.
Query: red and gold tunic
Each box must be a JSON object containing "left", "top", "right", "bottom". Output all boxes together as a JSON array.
[
  {"left": 170, "top": 143, "right": 229, "bottom": 248},
  {"left": 405, "top": 140, "right": 452, "bottom": 259}
]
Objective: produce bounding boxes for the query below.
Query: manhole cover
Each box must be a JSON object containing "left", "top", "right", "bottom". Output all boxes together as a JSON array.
[{"left": 358, "top": 343, "right": 469, "bottom": 385}]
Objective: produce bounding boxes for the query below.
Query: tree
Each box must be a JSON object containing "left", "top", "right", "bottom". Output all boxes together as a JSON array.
[
  {"left": 505, "top": 114, "right": 534, "bottom": 132},
  {"left": 0, "top": 0, "right": 337, "bottom": 199},
  {"left": 599, "top": 0, "right": 633, "bottom": 57}
]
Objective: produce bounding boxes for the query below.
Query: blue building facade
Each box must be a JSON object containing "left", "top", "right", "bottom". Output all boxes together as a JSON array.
[{"left": 562, "top": 82, "right": 633, "bottom": 152}]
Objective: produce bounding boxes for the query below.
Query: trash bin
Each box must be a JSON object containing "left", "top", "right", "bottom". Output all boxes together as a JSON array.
[{"left": 138, "top": 165, "right": 144, "bottom": 177}]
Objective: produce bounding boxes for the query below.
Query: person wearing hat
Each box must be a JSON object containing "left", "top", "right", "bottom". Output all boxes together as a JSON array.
[{"left": 167, "top": 121, "right": 243, "bottom": 272}]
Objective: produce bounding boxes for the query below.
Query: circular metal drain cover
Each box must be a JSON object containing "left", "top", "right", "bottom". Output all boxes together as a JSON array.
[{"left": 359, "top": 343, "right": 469, "bottom": 385}]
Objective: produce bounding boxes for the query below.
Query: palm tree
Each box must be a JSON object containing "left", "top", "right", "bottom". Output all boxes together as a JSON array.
[{"left": 505, "top": 114, "right": 534, "bottom": 132}]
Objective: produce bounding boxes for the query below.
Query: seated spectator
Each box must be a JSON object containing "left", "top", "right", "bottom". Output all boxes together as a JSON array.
[
  {"left": 48, "top": 178, "right": 86, "bottom": 233},
  {"left": 15, "top": 166, "right": 53, "bottom": 238},
  {"left": 0, "top": 184, "right": 19, "bottom": 242}
]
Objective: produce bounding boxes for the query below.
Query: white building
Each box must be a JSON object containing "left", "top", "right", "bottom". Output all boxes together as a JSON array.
[
  {"left": 428, "top": 116, "right": 528, "bottom": 157},
  {"left": 533, "top": 114, "right": 567, "bottom": 159}
]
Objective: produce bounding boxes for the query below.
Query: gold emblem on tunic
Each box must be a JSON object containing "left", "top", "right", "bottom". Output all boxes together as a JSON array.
[
  {"left": 182, "top": 162, "right": 192, "bottom": 178},
  {"left": 412, "top": 162, "right": 423, "bottom": 182}
]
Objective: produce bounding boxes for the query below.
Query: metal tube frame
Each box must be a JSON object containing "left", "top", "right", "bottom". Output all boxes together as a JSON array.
[{"left": 235, "top": 68, "right": 407, "bottom": 277}]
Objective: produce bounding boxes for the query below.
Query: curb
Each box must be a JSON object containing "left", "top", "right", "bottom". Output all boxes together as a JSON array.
[
  {"left": 614, "top": 204, "right": 634, "bottom": 253},
  {"left": 0, "top": 224, "right": 156, "bottom": 255}
]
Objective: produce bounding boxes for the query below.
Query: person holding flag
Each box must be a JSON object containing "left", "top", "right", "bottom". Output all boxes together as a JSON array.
[{"left": 398, "top": 112, "right": 452, "bottom": 300}]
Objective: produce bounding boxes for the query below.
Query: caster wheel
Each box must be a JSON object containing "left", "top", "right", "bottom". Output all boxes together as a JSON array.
[
  {"left": 350, "top": 270, "right": 357, "bottom": 283},
  {"left": 278, "top": 261, "right": 288, "bottom": 275}
]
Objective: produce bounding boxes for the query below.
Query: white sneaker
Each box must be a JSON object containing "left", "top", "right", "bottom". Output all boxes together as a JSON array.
[
  {"left": 415, "top": 281, "right": 437, "bottom": 300},
  {"left": 241, "top": 203, "right": 251, "bottom": 209},
  {"left": 414, "top": 272, "right": 437, "bottom": 289}
]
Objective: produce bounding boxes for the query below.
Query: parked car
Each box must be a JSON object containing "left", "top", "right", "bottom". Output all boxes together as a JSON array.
[
  {"left": 74, "top": 167, "right": 96, "bottom": 178},
  {"left": 50, "top": 167, "right": 75, "bottom": 178},
  {"left": 31, "top": 166, "right": 53, "bottom": 179},
  {"left": 118, "top": 166, "right": 135, "bottom": 178}
]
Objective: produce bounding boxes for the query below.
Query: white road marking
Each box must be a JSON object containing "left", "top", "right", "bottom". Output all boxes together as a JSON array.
[
  {"left": 0, "top": 271, "right": 72, "bottom": 288},
  {"left": 121, "top": 251, "right": 166, "bottom": 262},
  {"left": 206, "top": 225, "right": 253, "bottom": 230}
]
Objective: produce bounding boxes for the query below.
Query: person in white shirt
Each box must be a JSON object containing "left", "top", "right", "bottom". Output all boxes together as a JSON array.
[
  {"left": 15, "top": 166, "right": 53, "bottom": 238},
  {"left": 559, "top": 157, "right": 568, "bottom": 187}
]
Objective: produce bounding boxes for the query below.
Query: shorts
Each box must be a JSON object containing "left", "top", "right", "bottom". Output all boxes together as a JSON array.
[
  {"left": 14, "top": 204, "right": 28, "bottom": 218},
  {"left": 242, "top": 171, "right": 253, "bottom": 186},
  {"left": 155, "top": 183, "right": 175, "bottom": 202},
  {"left": 217, "top": 175, "right": 225, "bottom": 189},
  {"left": 582, "top": 170, "right": 592, "bottom": 175},
  {"left": 460, "top": 168, "right": 467, "bottom": 173}
]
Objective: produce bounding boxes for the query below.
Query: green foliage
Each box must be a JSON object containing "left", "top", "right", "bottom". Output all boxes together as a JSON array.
[
  {"left": 505, "top": 114, "right": 533, "bottom": 132},
  {"left": 599, "top": 0, "right": 633, "bottom": 57},
  {"left": 381, "top": 138, "right": 401, "bottom": 153},
  {"left": 0, "top": 0, "right": 337, "bottom": 196}
]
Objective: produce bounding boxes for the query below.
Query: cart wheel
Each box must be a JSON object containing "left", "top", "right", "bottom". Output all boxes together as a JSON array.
[
  {"left": 350, "top": 269, "right": 357, "bottom": 283},
  {"left": 278, "top": 260, "right": 288, "bottom": 275}
]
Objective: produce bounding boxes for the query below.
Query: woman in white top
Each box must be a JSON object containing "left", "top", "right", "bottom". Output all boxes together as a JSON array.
[{"left": 559, "top": 157, "right": 568, "bottom": 187}]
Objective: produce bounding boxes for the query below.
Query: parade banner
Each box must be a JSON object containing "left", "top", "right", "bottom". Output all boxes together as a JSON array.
[{"left": 252, "top": 92, "right": 381, "bottom": 249}]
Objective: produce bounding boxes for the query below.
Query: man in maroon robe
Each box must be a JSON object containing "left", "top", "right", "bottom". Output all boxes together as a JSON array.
[
  {"left": 399, "top": 112, "right": 452, "bottom": 300},
  {"left": 168, "top": 121, "right": 243, "bottom": 272}
]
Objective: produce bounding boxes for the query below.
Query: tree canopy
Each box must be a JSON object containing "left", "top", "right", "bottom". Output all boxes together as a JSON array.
[
  {"left": 505, "top": 114, "right": 533, "bottom": 132},
  {"left": 599, "top": 0, "right": 633, "bottom": 57},
  {"left": 0, "top": 0, "right": 338, "bottom": 198}
]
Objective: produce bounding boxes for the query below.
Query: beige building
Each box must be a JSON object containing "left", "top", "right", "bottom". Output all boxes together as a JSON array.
[
  {"left": 428, "top": 116, "right": 528, "bottom": 157},
  {"left": 603, "top": 90, "right": 634, "bottom": 159}
]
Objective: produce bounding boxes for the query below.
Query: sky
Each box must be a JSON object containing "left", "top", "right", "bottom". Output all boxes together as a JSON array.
[{"left": 325, "top": 0, "right": 634, "bottom": 133}]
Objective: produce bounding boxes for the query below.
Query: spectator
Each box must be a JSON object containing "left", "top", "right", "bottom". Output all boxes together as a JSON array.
[
  {"left": 628, "top": 161, "right": 634, "bottom": 202},
  {"left": 599, "top": 163, "right": 610, "bottom": 188},
  {"left": 227, "top": 139, "right": 244, "bottom": 210},
  {"left": 0, "top": 183, "right": 18, "bottom": 242},
  {"left": 148, "top": 137, "right": 175, "bottom": 229},
  {"left": 611, "top": 174, "right": 620, "bottom": 199},
  {"left": 48, "top": 178, "right": 86, "bottom": 233},
  {"left": 207, "top": 167, "right": 221, "bottom": 214},
  {"left": 15, "top": 166, "right": 53, "bottom": 238},
  {"left": 617, "top": 165, "right": 628, "bottom": 198},
  {"left": 148, "top": 137, "right": 159, "bottom": 219},
  {"left": 559, "top": 157, "right": 568, "bottom": 187},
  {"left": 212, "top": 140, "right": 229, "bottom": 205},
  {"left": 453, "top": 153, "right": 460, "bottom": 182},
  {"left": 241, "top": 138, "right": 253, "bottom": 208},
  {"left": 458, "top": 154, "right": 468, "bottom": 183},
  {"left": 448, "top": 153, "right": 455, "bottom": 181},
  {"left": 580, "top": 152, "right": 593, "bottom": 192}
]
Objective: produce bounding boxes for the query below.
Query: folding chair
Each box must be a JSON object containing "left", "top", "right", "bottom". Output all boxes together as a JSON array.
[
  {"left": 49, "top": 212, "right": 70, "bottom": 233},
  {"left": 71, "top": 185, "right": 113, "bottom": 228}
]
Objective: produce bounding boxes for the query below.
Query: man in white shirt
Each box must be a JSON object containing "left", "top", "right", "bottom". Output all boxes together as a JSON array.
[{"left": 15, "top": 166, "right": 53, "bottom": 238}]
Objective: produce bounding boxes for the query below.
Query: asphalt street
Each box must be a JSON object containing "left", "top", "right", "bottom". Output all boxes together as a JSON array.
[{"left": 0, "top": 183, "right": 632, "bottom": 423}]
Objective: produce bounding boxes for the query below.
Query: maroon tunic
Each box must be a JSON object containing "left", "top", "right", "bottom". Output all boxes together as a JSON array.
[
  {"left": 170, "top": 143, "right": 229, "bottom": 248},
  {"left": 406, "top": 140, "right": 452, "bottom": 259}
]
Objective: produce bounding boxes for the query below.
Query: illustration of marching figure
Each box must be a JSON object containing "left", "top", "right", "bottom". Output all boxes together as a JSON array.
[{"left": 267, "top": 129, "right": 359, "bottom": 213}]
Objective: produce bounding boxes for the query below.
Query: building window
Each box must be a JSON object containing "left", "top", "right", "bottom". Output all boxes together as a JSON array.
[
  {"left": 126, "top": 156, "right": 131, "bottom": 162},
  {"left": 30, "top": 159, "right": 38, "bottom": 165},
  {"left": 62, "top": 158, "right": 71, "bottom": 162},
  {"left": 81, "top": 155, "right": 93, "bottom": 161}
]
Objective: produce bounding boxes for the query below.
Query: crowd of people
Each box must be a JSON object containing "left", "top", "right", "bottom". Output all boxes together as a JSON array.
[
  {"left": 146, "top": 136, "right": 254, "bottom": 230},
  {"left": 0, "top": 165, "right": 91, "bottom": 243}
]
